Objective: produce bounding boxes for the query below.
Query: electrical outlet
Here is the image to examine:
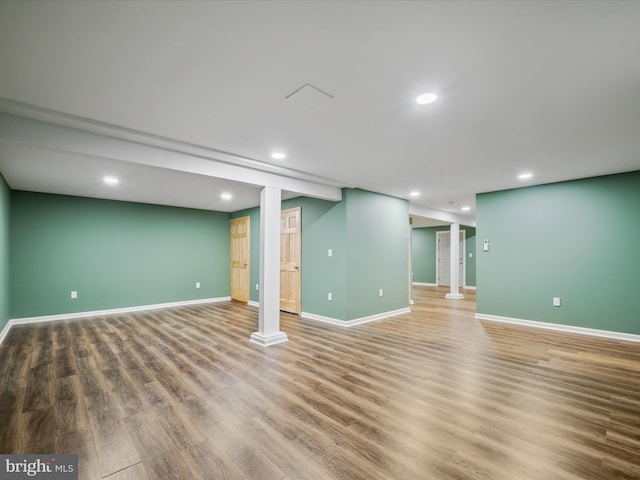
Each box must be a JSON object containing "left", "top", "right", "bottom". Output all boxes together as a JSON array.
[
  {"left": 196, "top": 282, "right": 200, "bottom": 289},
  {"left": 71, "top": 291, "right": 77, "bottom": 299},
  {"left": 328, "top": 248, "right": 333, "bottom": 257},
  {"left": 379, "top": 289, "right": 383, "bottom": 297},
  {"left": 256, "top": 283, "right": 259, "bottom": 291},
  {"left": 328, "top": 292, "right": 333, "bottom": 301},
  {"left": 553, "top": 297, "right": 561, "bottom": 307}
]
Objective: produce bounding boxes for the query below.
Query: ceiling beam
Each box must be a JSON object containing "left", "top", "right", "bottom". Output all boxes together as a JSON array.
[
  {"left": 0, "top": 109, "right": 343, "bottom": 203},
  {"left": 410, "top": 204, "right": 476, "bottom": 227}
]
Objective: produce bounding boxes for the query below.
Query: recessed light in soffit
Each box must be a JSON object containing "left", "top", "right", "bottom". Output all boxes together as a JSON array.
[{"left": 103, "top": 176, "right": 119, "bottom": 186}]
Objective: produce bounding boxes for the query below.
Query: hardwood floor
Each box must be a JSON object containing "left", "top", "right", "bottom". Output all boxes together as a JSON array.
[{"left": 1, "top": 286, "right": 639, "bottom": 479}]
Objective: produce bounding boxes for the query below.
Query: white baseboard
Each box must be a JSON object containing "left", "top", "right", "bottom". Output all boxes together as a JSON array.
[
  {"left": 413, "top": 282, "right": 476, "bottom": 290},
  {"left": 302, "top": 307, "right": 411, "bottom": 328},
  {"left": 0, "top": 297, "right": 231, "bottom": 346},
  {"left": 475, "top": 313, "right": 640, "bottom": 343},
  {"left": 248, "top": 300, "right": 259, "bottom": 308},
  {"left": 0, "top": 320, "right": 11, "bottom": 346},
  {"left": 249, "top": 331, "right": 289, "bottom": 346}
]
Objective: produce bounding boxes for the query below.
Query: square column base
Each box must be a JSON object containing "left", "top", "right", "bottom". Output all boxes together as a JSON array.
[
  {"left": 250, "top": 331, "right": 289, "bottom": 347},
  {"left": 445, "top": 293, "right": 465, "bottom": 300}
]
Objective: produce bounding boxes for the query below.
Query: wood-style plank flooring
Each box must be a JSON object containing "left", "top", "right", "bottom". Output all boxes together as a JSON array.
[{"left": 1, "top": 286, "right": 639, "bottom": 479}]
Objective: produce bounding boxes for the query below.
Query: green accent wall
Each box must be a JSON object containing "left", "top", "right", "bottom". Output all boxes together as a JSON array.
[
  {"left": 232, "top": 189, "right": 409, "bottom": 321},
  {"left": 344, "top": 189, "right": 409, "bottom": 319},
  {"left": 476, "top": 170, "right": 640, "bottom": 335},
  {"left": 0, "top": 174, "right": 10, "bottom": 332},
  {"left": 411, "top": 226, "right": 476, "bottom": 286},
  {"left": 283, "top": 196, "right": 348, "bottom": 320},
  {"left": 10, "top": 192, "right": 230, "bottom": 318}
]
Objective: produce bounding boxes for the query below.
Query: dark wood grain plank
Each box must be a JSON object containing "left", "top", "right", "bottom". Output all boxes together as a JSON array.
[{"left": 1, "top": 287, "right": 639, "bottom": 479}]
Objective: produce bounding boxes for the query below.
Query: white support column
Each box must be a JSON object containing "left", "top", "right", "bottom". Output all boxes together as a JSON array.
[
  {"left": 250, "top": 186, "right": 289, "bottom": 346},
  {"left": 445, "top": 223, "right": 464, "bottom": 300}
]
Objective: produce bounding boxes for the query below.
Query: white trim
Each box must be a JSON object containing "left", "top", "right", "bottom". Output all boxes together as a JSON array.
[
  {"left": 2, "top": 297, "right": 231, "bottom": 340},
  {"left": 445, "top": 293, "right": 464, "bottom": 300},
  {"left": 475, "top": 313, "right": 640, "bottom": 343},
  {"left": 412, "top": 282, "right": 437, "bottom": 287},
  {"left": 249, "top": 331, "right": 289, "bottom": 346},
  {"left": 463, "top": 286, "right": 477, "bottom": 290},
  {"left": 248, "top": 300, "right": 259, "bottom": 308},
  {"left": 302, "top": 307, "right": 411, "bottom": 328},
  {"left": 0, "top": 320, "right": 11, "bottom": 345}
]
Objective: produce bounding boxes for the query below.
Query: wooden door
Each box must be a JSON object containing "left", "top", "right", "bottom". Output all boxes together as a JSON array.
[
  {"left": 280, "top": 207, "right": 301, "bottom": 314},
  {"left": 230, "top": 216, "right": 250, "bottom": 302}
]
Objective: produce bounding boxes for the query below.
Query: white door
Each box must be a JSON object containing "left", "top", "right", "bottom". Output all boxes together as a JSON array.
[
  {"left": 437, "top": 232, "right": 450, "bottom": 286},
  {"left": 437, "top": 231, "right": 465, "bottom": 287}
]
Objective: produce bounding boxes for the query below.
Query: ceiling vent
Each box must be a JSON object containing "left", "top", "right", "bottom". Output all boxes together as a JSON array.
[{"left": 285, "top": 83, "right": 333, "bottom": 108}]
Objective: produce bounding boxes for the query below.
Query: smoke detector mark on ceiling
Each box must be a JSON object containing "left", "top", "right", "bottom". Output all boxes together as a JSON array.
[{"left": 285, "top": 83, "right": 334, "bottom": 108}]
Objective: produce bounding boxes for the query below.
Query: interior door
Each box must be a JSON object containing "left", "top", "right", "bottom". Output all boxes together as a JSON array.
[
  {"left": 230, "top": 216, "right": 250, "bottom": 302},
  {"left": 437, "top": 232, "right": 451, "bottom": 286},
  {"left": 280, "top": 207, "right": 301, "bottom": 314},
  {"left": 437, "top": 231, "right": 465, "bottom": 287}
]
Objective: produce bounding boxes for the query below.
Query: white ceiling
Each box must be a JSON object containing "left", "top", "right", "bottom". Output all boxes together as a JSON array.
[{"left": 1, "top": 1, "right": 639, "bottom": 219}]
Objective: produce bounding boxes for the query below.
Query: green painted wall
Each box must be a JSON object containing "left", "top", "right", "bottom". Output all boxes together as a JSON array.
[
  {"left": 283, "top": 196, "right": 348, "bottom": 320},
  {"left": 10, "top": 192, "right": 230, "bottom": 318},
  {"left": 411, "top": 227, "right": 437, "bottom": 284},
  {"left": 476, "top": 170, "right": 640, "bottom": 334},
  {"left": 232, "top": 189, "right": 410, "bottom": 321},
  {"left": 0, "top": 174, "right": 10, "bottom": 332},
  {"left": 345, "top": 189, "right": 409, "bottom": 319},
  {"left": 411, "top": 226, "right": 476, "bottom": 286}
]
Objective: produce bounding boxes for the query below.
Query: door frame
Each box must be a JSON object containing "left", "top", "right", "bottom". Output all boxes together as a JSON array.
[{"left": 436, "top": 229, "right": 466, "bottom": 288}]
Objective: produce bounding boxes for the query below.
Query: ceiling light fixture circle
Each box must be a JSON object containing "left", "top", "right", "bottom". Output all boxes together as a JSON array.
[{"left": 416, "top": 93, "right": 438, "bottom": 105}]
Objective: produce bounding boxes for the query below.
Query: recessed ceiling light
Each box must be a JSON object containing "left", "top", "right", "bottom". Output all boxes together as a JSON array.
[
  {"left": 220, "top": 193, "right": 232, "bottom": 201},
  {"left": 462, "top": 206, "right": 471, "bottom": 211},
  {"left": 271, "top": 152, "right": 286, "bottom": 160},
  {"left": 416, "top": 93, "right": 438, "bottom": 105},
  {"left": 518, "top": 172, "right": 533, "bottom": 180},
  {"left": 409, "top": 191, "right": 420, "bottom": 197},
  {"left": 103, "top": 176, "right": 119, "bottom": 186}
]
